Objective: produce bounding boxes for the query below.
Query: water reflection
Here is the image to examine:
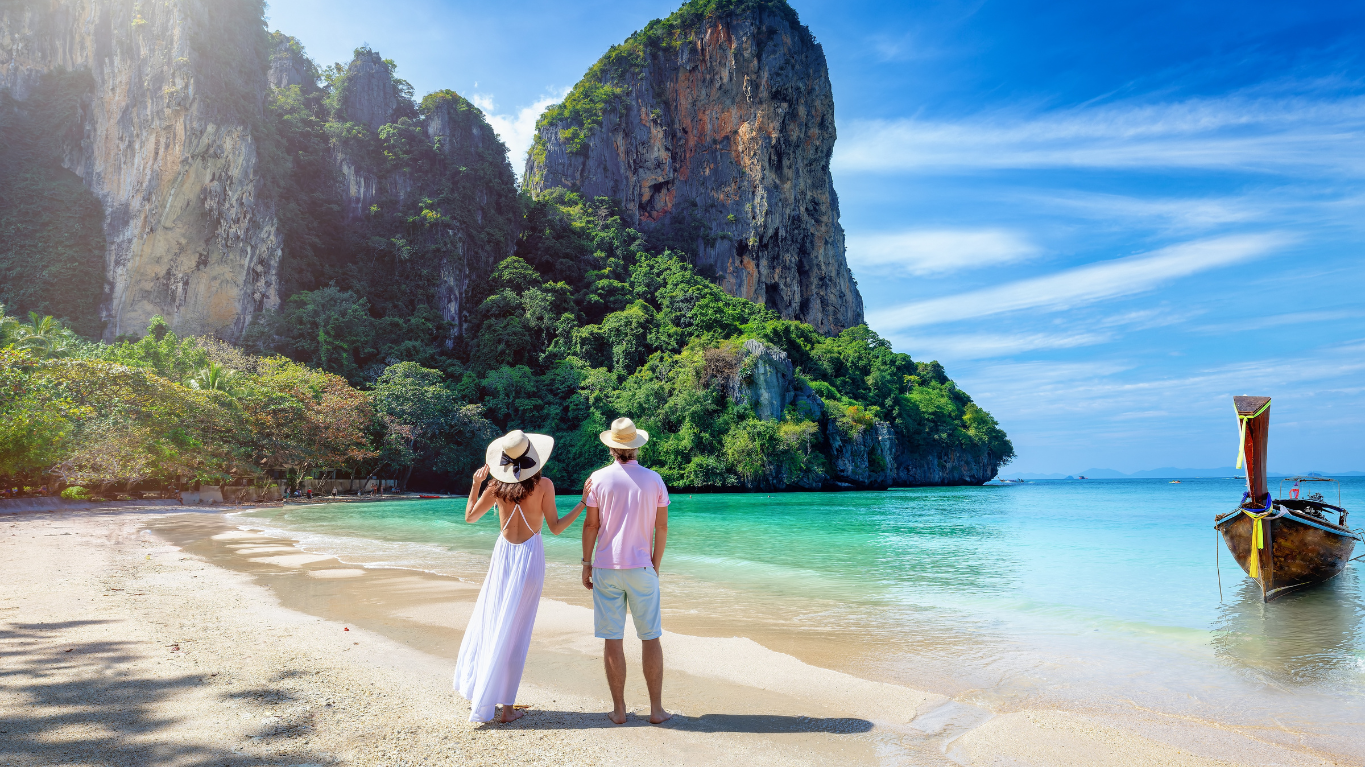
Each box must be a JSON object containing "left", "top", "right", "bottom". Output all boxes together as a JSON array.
[{"left": 1212, "top": 568, "right": 1365, "bottom": 686}]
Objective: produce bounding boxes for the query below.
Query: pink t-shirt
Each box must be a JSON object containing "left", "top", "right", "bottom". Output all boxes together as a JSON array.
[{"left": 587, "top": 460, "right": 670, "bottom": 569}]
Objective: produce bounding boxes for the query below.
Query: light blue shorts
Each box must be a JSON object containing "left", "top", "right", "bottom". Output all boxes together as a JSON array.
[{"left": 592, "top": 567, "right": 662, "bottom": 640}]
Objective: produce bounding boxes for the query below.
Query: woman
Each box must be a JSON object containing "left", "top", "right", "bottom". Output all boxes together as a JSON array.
[{"left": 455, "top": 429, "right": 592, "bottom": 723}]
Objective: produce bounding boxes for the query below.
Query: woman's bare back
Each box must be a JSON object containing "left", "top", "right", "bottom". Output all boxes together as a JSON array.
[{"left": 496, "top": 478, "right": 556, "bottom": 544}]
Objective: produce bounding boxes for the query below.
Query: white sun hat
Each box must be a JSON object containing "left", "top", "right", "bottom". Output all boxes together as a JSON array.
[
  {"left": 485, "top": 430, "right": 555, "bottom": 483},
  {"left": 599, "top": 417, "right": 649, "bottom": 449}
]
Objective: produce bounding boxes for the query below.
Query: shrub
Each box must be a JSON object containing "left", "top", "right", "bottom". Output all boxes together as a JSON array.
[{"left": 60, "top": 486, "right": 89, "bottom": 500}]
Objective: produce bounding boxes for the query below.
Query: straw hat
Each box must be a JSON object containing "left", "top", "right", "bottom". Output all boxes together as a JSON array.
[
  {"left": 485, "top": 430, "right": 554, "bottom": 483},
  {"left": 599, "top": 417, "right": 649, "bottom": 449}
]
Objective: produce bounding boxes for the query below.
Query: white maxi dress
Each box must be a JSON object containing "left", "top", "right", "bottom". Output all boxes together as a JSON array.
[{"left": 454, "top": 504, "right": 545, "bottom": 722}]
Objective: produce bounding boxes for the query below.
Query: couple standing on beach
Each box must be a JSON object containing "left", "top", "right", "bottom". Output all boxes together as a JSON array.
[{"left": 454, "top": 417, "right": 672, "bottom": 726}]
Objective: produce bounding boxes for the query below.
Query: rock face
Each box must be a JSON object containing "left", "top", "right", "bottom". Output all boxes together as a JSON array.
[
  {"left": 725, "top": 340, "right": 1003, "bottom": 489},
  {"left": 268, "top": 35, "right": 312, "bottom": 90},
  {"left": 327, "top": 50, "right": 412, "bottom": 221},
  {"left": 0, "top": 0, "right": 283, "bottom": 341},
  {"left": 727, "top": 339, "right": 793, "bottom": 421},
  {"left": 420, "top": 92, "right": 519, "bottom": 340},
  {"left": 275, "top": 44, "right": 519, "bottom": 342},
  {"left": 524, "top": 3, "right": 864, "bottom": 336}
]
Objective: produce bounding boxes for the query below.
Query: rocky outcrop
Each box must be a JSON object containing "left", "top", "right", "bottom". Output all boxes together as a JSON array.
[
  {"left": 269, "top": 43, "right": 519, "bottom": 342},
  {"left": 727, "top": 339, "right": 793, "bottom": 420},
  {"left": 334, "top": 49, "right": 405, "bottom": 131},
  {"left": 327, "top": 49, "right": 411, "bottom": 221},
  {"left": 0, "top": 0, "right": 283, "bottom": 341},
  {"left": 420, "top": 91, "right": 519, "bottom": 340},
  {"left": 268, "top": 35, "right": 313, "bottom": 90},
  {"left": 723, "top": 339, "right": 1003, "bottom": 489},
  {"left": 524, "top": 1, "right": 863, "bottom": 336}
]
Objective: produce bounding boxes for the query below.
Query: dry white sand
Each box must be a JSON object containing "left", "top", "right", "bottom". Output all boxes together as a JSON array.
[{"left": 0, "top": 508, "right": 1351, "bottom": 766}]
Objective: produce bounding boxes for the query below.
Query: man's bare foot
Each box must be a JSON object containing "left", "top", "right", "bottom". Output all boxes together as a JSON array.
[
  {"left": 498, "top": 706, "right": 525, "bottom": 723},
  {"left": 649, "top": 709, "right": 672, "bottom": 725},
  {"left": 608, "top": 710, "right": 628, "bottom": 725}
]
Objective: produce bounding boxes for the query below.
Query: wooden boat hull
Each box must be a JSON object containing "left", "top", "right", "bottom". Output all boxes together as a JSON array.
[{"left": 1217, "top": 509, "right": 1358, "bottom": 600}]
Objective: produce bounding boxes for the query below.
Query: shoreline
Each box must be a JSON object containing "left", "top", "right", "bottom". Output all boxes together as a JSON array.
[{"left": 1, "top": 506, "right": 1353, "bottom": 765}]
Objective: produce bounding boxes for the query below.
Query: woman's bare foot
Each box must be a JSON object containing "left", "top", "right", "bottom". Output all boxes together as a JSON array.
[
  {"left": 649, "top": 709, "right": 672, "bottom": 725},
  {"left": 608, "top": 709, "right": 628, "bottom": 725},
  {"left": 498, "top": 706, "right": 525, "bottom": 723}
]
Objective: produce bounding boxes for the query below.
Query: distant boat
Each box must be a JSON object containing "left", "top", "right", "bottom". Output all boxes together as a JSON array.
[
  {"left": 1170, "top": 480, "right": 1182, "bottom": 484},
  {"left": 1077, "top": 475, "right": 1088, "bottom": 480},
  {"left": 1214, "top": 396, "right": 1361, "bottom": 601},
  {"left": 419, "top": 494, "right": 442, "bottom": 499}
]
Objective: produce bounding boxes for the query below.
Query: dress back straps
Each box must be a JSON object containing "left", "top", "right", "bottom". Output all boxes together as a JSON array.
[{"left": 500, "top": 502, "right": 541, "bottom": 536}]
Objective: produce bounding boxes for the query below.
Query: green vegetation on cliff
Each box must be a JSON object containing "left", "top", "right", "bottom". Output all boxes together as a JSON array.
[
  {"left": 244, "top": 190, "right": 1012, "bottom": 491},
  {"left": 0, "top": 71, "right": 106, "bottom": 338}
]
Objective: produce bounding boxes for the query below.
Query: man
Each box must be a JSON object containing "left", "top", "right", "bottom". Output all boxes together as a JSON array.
[{"left": 582, "top": 417, "right": 671, "bottom": 725}]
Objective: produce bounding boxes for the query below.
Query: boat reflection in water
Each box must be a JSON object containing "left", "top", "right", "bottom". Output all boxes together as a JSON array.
[{"left": 1212, "top": 567, "right": 1365, "bottom": 686}]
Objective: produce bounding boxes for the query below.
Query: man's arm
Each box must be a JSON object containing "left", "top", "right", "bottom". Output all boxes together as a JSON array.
[
  {"left": 651, "top": 506, "right": 668, "bottom": 573},
  {"left": 581, "top": 502, "right": 600, "bottom": 590}
]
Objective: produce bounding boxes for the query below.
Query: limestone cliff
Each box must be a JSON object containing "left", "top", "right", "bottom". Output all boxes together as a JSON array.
[
  {"left": 286, "top": 44, "right": 519, "bottom": 341},
  {"left": 524, "top": 0, "right": 863, "bottom": 336},
  {"left": 0, "top": 0, "right": 283, "bottom": 341}
]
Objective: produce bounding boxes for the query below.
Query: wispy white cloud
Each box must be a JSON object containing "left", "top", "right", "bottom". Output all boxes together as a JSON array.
[
  {"left": 1196, "top": 308, "right": 1365, "bottom": 334},
  {"left": 834, "top": 94, "right": 1365, "bottom": 174},
  {"left": 868, "top": 233, "right": 1291, "bottom": 330},
  {"left": 846, "top": 228, "right": 1039, "bottom": 276},
  {"left": 1028, "top": 192, "right": 1262, "bottom": 231},
  {"left": 887, "top": 329, "right": 1112, "bottom": 360},
  {"left": 471, "top": 89, "right": 568, "bottom": 180},
  {"left": 962, "top": 340, "right": 1365, "bottom": 430}
]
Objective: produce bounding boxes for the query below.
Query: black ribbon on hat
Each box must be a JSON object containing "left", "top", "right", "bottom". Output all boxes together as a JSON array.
[{"left": 499, "top": 451, "right": 537, "bottom": 479}]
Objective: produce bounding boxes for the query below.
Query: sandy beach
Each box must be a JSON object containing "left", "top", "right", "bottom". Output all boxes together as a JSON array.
[{"left": 0, "top": 506, "right": 1353, "bottom": 766}]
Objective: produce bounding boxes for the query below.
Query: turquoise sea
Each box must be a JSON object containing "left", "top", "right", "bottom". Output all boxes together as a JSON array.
[{"left": 235, "top": 477, "right": 1365, "bottom": 742}]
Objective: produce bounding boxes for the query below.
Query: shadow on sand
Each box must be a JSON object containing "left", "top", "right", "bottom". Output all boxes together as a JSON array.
[
  {"left": 486, "top": 708, "right": 874, "bottom": 733},
  {"left": 0, "top": 620, "right": 326, "bottom": 766}
]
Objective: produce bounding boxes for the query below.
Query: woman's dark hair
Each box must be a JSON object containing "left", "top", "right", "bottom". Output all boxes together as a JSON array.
[{"left": 490, "top": 471, "right": 541, "bottom": 503}]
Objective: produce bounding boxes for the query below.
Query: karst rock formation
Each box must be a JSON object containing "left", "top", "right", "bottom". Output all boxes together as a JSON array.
[
  {"left": 0, "top": 0, "right": 282, "bottom": 341},
  {"left": 268, "top": 40, "right": 518, "bottom": 342},
  {"left": 524, "top": 2, "right": 864, "bottom": 336}
]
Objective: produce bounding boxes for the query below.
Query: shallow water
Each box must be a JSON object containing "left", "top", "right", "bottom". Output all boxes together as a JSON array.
[{"left": 234, "top": 477, "right": 1365, "bottom": 745}]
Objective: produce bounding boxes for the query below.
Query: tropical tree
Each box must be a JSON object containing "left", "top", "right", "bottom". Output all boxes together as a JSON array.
[
  {"left": 186, "top": 362, "right": 243, "bottom": 396},
  {"left": 248, "top": 357, "right": 376, "bottom": 489},
  {"left": 8, "top": 311, "right": 79, "bottom": 358},
  {"left": 371, "top": 361, "right": 457, "bottom": 489}
]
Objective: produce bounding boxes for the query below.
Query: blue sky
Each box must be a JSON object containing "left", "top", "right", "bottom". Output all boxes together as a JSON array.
[{"left": 265, "top": 0, "right": 1365, "bottom": 475}]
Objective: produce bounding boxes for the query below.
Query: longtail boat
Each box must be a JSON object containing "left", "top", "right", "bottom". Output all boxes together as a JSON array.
[{"left": 1214, "top": 396, "right": 1361, "bottom": 601}]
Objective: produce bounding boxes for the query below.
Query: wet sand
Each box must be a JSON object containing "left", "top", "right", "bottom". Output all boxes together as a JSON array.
[{"left": 0, "top": 507, "right": 1350, "bottom": 766}]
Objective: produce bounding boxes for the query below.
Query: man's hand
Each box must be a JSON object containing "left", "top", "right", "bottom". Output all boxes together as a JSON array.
[{"left": 581, "top": 564, "right": 593, "bottom": 590}]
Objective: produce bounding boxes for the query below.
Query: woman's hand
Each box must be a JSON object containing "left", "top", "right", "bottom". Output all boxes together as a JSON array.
[
  {"left": 580, "top": 478, "right": 593, "bottom": 503},
  {"left": 465, "top": 465, "right": 494, "bottom": 523}
]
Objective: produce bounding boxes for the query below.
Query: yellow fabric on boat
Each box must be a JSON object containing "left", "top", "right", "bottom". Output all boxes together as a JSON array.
[{"left": 1244, "top": 509, "right": 1271, "bottom": 579}]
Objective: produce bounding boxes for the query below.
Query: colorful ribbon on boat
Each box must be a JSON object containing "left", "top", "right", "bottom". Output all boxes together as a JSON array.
[
  {"left": 1238, "top": 492, "right": 1274, "bottom": 580},
  {"left": 1246, "top": 513, "right": 1267, "bottom": 578}
]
